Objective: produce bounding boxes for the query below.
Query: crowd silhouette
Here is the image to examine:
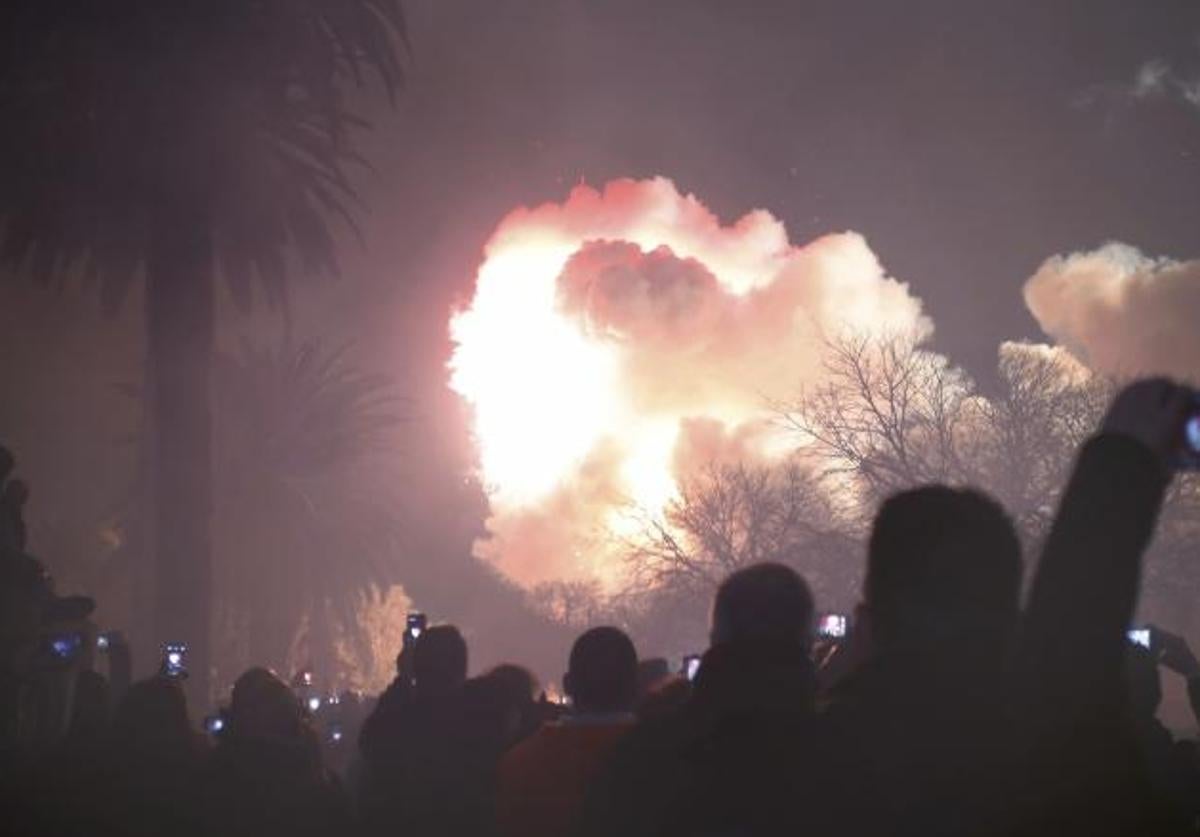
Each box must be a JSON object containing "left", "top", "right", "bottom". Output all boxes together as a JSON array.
[{"left": 2, "top": 378, "right": 1200, "bottom": 836}]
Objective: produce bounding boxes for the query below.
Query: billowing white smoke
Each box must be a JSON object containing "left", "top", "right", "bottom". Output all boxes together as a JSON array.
[
  {"left": 449, "top": 177, "right": 928, "bottom": 587},
  {"left": 1024, "top": 243, "right": 1200, "bottom": 382}
]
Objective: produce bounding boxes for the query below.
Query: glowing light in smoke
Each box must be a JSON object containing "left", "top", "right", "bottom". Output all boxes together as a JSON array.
[
  {"left": 449, "top": 178, "right": 926, "bottom": 586},
  {"left": 450, "top": 238, "right": 621, "bottom": 505}
]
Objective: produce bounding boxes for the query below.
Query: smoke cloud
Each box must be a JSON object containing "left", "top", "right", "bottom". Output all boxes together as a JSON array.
[
  {"left": 1023, "top": 242, "right": 1200, "bottom": 382},
  {"left": 449, "top": 177, "right": 928, "bottom": 586}
]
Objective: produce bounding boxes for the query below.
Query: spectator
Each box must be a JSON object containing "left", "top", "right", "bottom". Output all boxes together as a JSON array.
[
  {"left": 482, "top": 663, "right": 542, "bottom": 745},
  {"left": 1014, "top": 379, "right": 1194, "bottom": 835},
  {"left": 496, "top": 627, "right": 638, "bottom": 837},
  {"left": 202, "top": 667, "right": 349, "bottom": 837},
  {"left": 358, "top": 624, "right": 493, "bottom": 836},
  {"left": 815, "top": 486, "right": 1024, "bottom": 835},
  {"left": 98, "top": 676, "right": 207, "bottom": 837},
  {"left": 358, "top": 624, "right": 468, "bottom": 768},
  {"left": 1124, "top": 631, "right": 1200, "bottom": 829},
  {"left": 636, "top": 657, "right": 670, "bottom": 701},
  {"left": 63, "top": 668, "right": 110, "bottom": 751},
  {"left": 635, "top": 674, "right": 690, "bottom": 722},
  {"left": 581, "top": 563, "right": 819, "bottom": 837}
]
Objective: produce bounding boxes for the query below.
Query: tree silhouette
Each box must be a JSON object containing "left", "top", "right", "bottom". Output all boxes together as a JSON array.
[
  {"left": 623, "top": 461, "right": 858, "bottom": 654},
  {"left": 783, "top": 334, "right": 1200, "bottom": 634},
  {"left": 782, "top": 335, "right": 1111, "bottom": 542},
  {"left": 0, "top": 2, "right": 404, "bottom": 699},
  {"left": 211, "top": 339, "right": 405, "bottom": 688}
]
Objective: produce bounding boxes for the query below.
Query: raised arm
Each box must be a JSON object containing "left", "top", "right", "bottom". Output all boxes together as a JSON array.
[{"left": 1014, "top": 380, "right": 1192, "bottom": 832}]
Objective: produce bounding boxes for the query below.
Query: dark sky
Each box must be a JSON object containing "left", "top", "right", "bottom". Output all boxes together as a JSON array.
[{"left": 310, "top": 0, "right": 1200, "bottom": 484}]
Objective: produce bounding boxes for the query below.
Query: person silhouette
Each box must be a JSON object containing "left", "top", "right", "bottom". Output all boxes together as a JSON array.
[{"left": 497, "top": 627, "right": 639, "bottom": 837}]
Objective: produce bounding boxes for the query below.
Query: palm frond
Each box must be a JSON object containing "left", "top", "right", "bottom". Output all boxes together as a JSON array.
[
  {"left": 211, "top": 337, "right": 408, "bottom": 677},
  {"left": 0, "top": 1, "right": 406, "bottom": 311}
]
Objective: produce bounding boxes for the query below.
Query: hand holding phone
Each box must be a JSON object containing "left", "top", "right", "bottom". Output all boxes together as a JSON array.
[
  {"left": 1126, "top": 628, "right": 1152, "bottom": 649},
  {"left": 1100, "top": 380, "right": 1195, "bottom": 472},
  {"left": 817, "top": 613, "right": 849, "bottom": 640},
  {"left": 1151, "top": 626, "right": 1200, "bottom": 678},
  {"left": 1179, "top": 396, "right": 1200, "bottom": 471},
  {"left": 404, "top": 612, "right": 427, "bottom": 648},
  {"left": 46, "top": 632, "right": 84, "bottom": 664},
  {"left": 682, "top": 654, "right": 702, "bottom": 682},
  {"left": 161, "top": 642, "right": 188, "bottom": 679}
]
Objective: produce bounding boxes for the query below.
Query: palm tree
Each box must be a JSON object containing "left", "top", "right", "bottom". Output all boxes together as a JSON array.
[
  {"left": 0, "top": 2, "right": 405, "bottom": 699},
  {"left": 211, "top": 339, "right": 405, "bottom": 686}
]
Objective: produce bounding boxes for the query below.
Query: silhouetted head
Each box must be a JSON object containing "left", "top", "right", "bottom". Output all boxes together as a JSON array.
[
  {"left": 414, "top": 625, "right": 468, "bottom": 697},
  {"left": 636, "top": 674, "right": 691, "bottom": 721},
  {"left": 636, "top": 657, "right": 670, "bottom": 698},
  {"left": 710, "top": 562, "right": 814, "bottom": 648},
  {"left": 564, "top": 626, "right": 638, "bottom": 714},
  {"left": 112, "top": 677, "right": 193, "bottom": 757},
  {"left": 485, "top": 663, "right": 538, "bottom": 707},
  {"left": 1124, "top": 643, "right": 1162, "bottom": 720},
  {"left": 866, "top": 486, "right": 1022, "bottom": 651},
  {"left": 229, "top": 667, "right": 302, "bottom": 739}
]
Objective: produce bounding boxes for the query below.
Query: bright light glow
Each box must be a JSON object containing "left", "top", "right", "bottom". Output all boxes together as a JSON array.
[
  {"left": 451, "top": 239, "right": 621, "bottom": 506},
  {"left": 448, "top": 177, "right": 926, "bottom": 586}
]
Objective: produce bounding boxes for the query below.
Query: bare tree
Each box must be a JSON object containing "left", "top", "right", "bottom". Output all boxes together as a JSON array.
[
  {"left": 781, "top": 333, "right": 1200, "bottom": 635},
  {"left": 624, "top": 461, "right": 859, "bottom": 630},
  {"left": 528, "top": 579, "right": 609, "bottom": 629},
  {"left": 971, "top": 343, "right": 1110, "bottom": 539},
  {"left": 782, "top": 335, "right": 1110, "bottom": 539},
  {"left": 781, "top": 333, "right": 975, "bottom": 502}
]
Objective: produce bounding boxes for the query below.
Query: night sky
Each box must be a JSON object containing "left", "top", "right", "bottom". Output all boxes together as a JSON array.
[{"left": 328, "top": 0, "right": 1200, "bottom": 469}]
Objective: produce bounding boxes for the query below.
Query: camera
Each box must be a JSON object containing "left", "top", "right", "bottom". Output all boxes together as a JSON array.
[
  {"left": 682, "top": 654, "right": 702, "bottom": 682},
  {"left": 1127, "top": 628, "right": 1152, "bottom": 649},
  {"left": 161, "top": 642, "right": 188, "bottom": 679},
  {"left": 1181, "top": 396, "right": 1200, "bottom": 470},
  {"left": 405, "top": 612, "right": 427, "bottom": 646},
  {"left": 47, "top": 632, "right": 84, "bottom": 662},
  {"left": 817, "top": 613, "right": 849, "bottom": 640}
]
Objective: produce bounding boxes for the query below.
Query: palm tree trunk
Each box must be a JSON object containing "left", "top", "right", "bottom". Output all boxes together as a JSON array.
[{"left": 146, "top": 202, "right": 215, "bottom": 708}]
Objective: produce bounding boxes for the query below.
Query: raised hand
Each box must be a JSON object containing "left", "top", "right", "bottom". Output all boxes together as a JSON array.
[
  {"left": 1100, "top": 379, "right": 1194, "bottom": 473},
  {"left": 1151, "top": 626, "right": 1200, "bottom": 679}
]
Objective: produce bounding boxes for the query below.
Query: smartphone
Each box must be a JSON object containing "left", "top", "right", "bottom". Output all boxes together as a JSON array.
[
  {"left": 96, "top": 632, "right": 111, "bottom": 652},
  {"left": 817, "top": 613, "right": 849, "bottom": 640},
  {"left": 203, "top": 714, "right": 226, "bottom": 735},
  {"left": 306, "top": 695, "right": 322, "bottom": 713},
  {"left": 683, "top": 654, "right": 702, "bottom": 682},
  {"left": 300, "top": 669, "right": 314, "bottom": 688},
  {"left": 1127, "top": 628, "right": 1152, "bottom": 649},
  {"left": 1180, "top": 396, "right": 1200, "bottom": 470},
  {"left": 47, "top": 632, "right": 84, "bottom": 662},
  {"left": 329, "top": 722, "right": 344, "bottom": 744},
  {"left": 162, "top": 642, "right": 188, "bottom": 679},
  {"left": 405, "top": 612, "right": 427, "bottom": 646}
]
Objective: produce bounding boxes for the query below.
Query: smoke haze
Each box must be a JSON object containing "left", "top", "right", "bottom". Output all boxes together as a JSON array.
[
  {"left": 449, "top": 177, "right": 927, "bottom": 586},
  {"left": 1024, "top": 243, "right": 1200, "bottom": 382}
]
